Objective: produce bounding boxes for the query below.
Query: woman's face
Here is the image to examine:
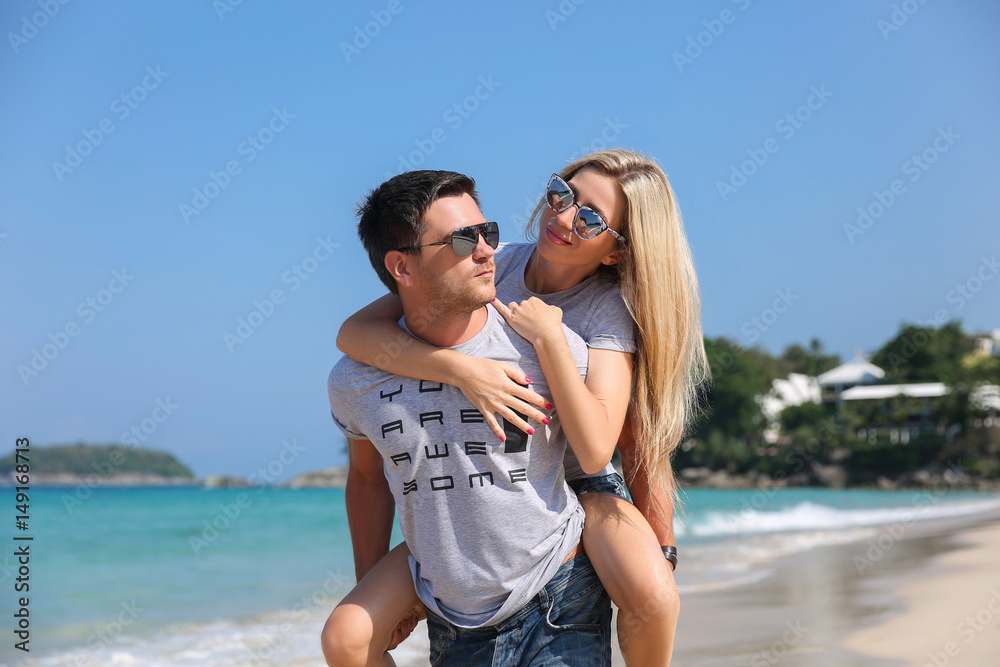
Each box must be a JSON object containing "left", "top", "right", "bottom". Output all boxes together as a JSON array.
[{"left": 536, "top": 166, "right": 628, "bottom": 269}]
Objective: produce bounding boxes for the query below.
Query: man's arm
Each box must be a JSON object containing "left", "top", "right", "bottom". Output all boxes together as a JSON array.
[{"left": 345, "top": 437, "right": 395, "bottom": 582}]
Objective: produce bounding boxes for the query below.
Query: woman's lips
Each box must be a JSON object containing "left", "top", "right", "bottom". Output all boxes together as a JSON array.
[{"left": 545, "top": 225, "right": 571, "bottom": 246}]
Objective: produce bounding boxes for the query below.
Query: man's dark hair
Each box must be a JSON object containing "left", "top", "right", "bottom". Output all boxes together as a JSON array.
[{"left": 356, "top": 170, "right": 480, "bottom": 294}]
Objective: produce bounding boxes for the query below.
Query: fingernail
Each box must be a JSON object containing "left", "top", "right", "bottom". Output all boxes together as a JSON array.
[
  {"left": 545, "top": 403, "right": 552, "bottom": 410},
  {"left": 500, "top": 435, "right": 506, "bottom": 442},
  {"left": 542, "top": 418, "right": 549, "bottom": 425},
  {"left": 527, "top": 428, "right": 534, "bottom": 435},
  {"left": 524, "top": 377, "right": 532, "bottom": 383}
]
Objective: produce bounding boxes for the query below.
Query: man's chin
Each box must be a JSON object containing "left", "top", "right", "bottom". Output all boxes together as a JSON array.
[{"left": 477, "top": 286, "right": 497, "bottom": 309}]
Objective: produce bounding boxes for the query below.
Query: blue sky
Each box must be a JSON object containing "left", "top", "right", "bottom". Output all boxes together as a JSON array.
[{"left": 3, "top": 0, "right": 998, "bottom": 479}]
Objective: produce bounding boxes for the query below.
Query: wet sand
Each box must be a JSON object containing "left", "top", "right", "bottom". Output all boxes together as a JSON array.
[
  {"left": 841, "top": 520, "right": 1000, "bottom": 666},
  {"left": 670, "top": 513, "right": 1000, "bottom": 666},
  {"left": 389, "top": 510, "right": 1000, "bottom": 665}
]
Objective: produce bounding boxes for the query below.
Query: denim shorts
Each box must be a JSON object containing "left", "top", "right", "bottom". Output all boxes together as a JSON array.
[
  {"left": 568, "top": 472, "right": 630, "bottom": 501},
  {"left": 426, "top": 554, "right": 611, "bottom": 666}
]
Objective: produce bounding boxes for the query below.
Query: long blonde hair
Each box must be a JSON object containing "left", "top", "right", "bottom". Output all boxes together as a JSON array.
[{"left": 527, "top": 149, "right": 710, "bottom": 500}]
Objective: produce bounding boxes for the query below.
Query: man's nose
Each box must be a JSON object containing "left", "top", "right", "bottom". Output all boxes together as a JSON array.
[{"left": 472, "top": 232, "right": 495, "bottom": 260}]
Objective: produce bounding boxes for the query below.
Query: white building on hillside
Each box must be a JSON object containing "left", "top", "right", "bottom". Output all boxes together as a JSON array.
[
  {"left": 758, "top": 373, "right": 821, "bottom": 443},
  {"left": 816, "top": 351, "right": 885, "bottom": 404}
]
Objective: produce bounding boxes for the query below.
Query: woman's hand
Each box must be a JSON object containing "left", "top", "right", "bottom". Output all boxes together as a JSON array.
[
  {"left": 455, "top": 356, "right": 551, "bottom": 440},
  {"left": 387, "top": 605, "right": 426, "bottom": 650},
  {"left": 492, "top": 297, "right": 565, "bottom": 347}
]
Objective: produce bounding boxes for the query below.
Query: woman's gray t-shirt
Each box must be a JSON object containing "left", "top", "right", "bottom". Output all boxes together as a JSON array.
[{"left": 494, "top": 242, "right": 637, "bottom": 481}]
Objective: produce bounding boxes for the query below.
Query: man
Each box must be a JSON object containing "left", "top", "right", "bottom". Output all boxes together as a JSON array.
[{"left": 324, "top": 170, "right": 611, "bottom": 666}]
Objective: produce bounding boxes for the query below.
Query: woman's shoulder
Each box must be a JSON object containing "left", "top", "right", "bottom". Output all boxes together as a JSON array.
[{"left": 494, "top": 242, "right": 534, "bottom": 282}]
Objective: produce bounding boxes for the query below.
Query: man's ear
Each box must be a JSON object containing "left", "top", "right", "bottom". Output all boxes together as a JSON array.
[{"left": 384, "top": 250, "right": 417, "bottom": 288}]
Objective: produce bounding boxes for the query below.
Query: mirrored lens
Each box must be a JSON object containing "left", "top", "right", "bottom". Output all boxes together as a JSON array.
[
  {"left": 546, "top": 175, "right": 574, "bottom": 211},
  {"left": 451, "top": 235, "right": 478, "bottom": 256},
  {"left": 452, "top": 222, "right": 499, "bottom": 256},
  {"left": 575, "top": 207, "right": 607, "bottom": 239},
  {"left": 482, "top": 223, "right": 500, "bottom": 249}
]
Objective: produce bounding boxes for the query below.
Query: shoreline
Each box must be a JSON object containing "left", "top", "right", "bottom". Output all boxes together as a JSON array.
[
  {"left": 669, "top": 510, "right": 1000, "bottom": 666},
  {"left": 385, "top": 504, "right": 1000, "bottom": 667},
  {"left": 841, "top": 518, "right": 1000, "bottom": 665}
]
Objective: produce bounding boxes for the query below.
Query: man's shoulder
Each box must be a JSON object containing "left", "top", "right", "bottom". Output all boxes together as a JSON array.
[{"left": 328, "top": 354, "right": 393, "bottom": 396}]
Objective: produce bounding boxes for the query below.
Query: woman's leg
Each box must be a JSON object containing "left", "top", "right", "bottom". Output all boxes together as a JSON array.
[
  {"left": 579, "top": 492, "right": 679, "bottom": 667},
  {"left": 321, "top": 542, "right": 423, "bottom": 667}
]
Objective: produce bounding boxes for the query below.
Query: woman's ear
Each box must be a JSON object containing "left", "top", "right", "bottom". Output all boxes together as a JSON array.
[
  {"left": 384, "top": 250, "right": 416, "bottom": 288},
  {"left": 600, "top": 250, "right": 622, "bottom": 267}
]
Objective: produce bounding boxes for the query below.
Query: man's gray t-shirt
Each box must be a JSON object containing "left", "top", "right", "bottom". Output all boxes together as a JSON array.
[
  {"left": 494, "top": 242, "right": 637, "bottom": 481},
  {"left": 328, "top": 305, "right": 588, "bottom": 628}
]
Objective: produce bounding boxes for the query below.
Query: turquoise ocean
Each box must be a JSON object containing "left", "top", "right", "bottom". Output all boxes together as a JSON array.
[{"left": 4, "top": 485, "right": 1000, "bottom": 666}]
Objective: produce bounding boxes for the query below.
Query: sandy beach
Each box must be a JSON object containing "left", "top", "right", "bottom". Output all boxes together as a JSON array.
[
  {"left": 387, "top": 508, "right": 1000, "bottom": 666},
  {"left": 669, "top": 512, "right": 1000, "bottom": 666},
  {"left": 841, "top": 520, "right": 1000, "bottom": 666}
]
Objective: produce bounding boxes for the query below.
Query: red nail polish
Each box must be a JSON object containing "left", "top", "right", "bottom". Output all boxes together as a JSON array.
[
  {"left": 500, "top": 435, "right": 506, "bottom": 442},
  {"left": 527, "top": 428, "right": 534, "bottom": 435},
  {"left": 524, "top": 377, "right": 532, "bottom": 383},
  {"left": 545, "top": 403, "right": 552, "bottom": 410},
  {"left": 542, "top": 418, "right": 550, "bottom": 425}
]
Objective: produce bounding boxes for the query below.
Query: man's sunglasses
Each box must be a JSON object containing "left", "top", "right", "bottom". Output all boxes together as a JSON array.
[
  {"left": 545, "top": 174, "right": 626, "bottom": 243},
  {"left": 396, "top": 221, "right": 500, "bottom": 257}
]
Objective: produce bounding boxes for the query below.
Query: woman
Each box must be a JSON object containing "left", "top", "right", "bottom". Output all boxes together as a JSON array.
[{"left": 326, "top": 149, "right": 709, "bottom": 666}]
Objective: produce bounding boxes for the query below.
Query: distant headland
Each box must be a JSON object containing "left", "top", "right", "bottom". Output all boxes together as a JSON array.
[{"left": 0, "top": 442, "right": 347, "bottom": 488}]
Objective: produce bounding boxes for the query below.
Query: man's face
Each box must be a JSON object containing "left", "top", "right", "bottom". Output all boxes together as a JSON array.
[{"left": 410, "top": 193, "right": 496, "bottom": 314}]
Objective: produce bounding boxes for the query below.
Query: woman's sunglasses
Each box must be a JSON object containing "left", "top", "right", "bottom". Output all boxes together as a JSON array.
[
  {"left": 545, "top": 174, "right": 626, "bottom": 243},
  {"left": 396, "top": 221, "right": 500, "bottom": 257}
]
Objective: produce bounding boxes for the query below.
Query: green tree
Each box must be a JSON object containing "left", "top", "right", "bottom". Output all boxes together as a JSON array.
[
  {"left": 692, "top": 337, "right": 774, "bottom": 441},
  {"left": 777, "top": 338, "right": 840, "bottom": 378},
  {"left": 871, "top": 322, "right": 967, "bottom": 384},
  {"left": 0, "top": 443, "right": 195, "bottom": 478}
]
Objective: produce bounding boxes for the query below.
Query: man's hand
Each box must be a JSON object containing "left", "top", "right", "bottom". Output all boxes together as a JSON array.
[{"left": 386, "top": 605, "right": 426, "bottom": 650}]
